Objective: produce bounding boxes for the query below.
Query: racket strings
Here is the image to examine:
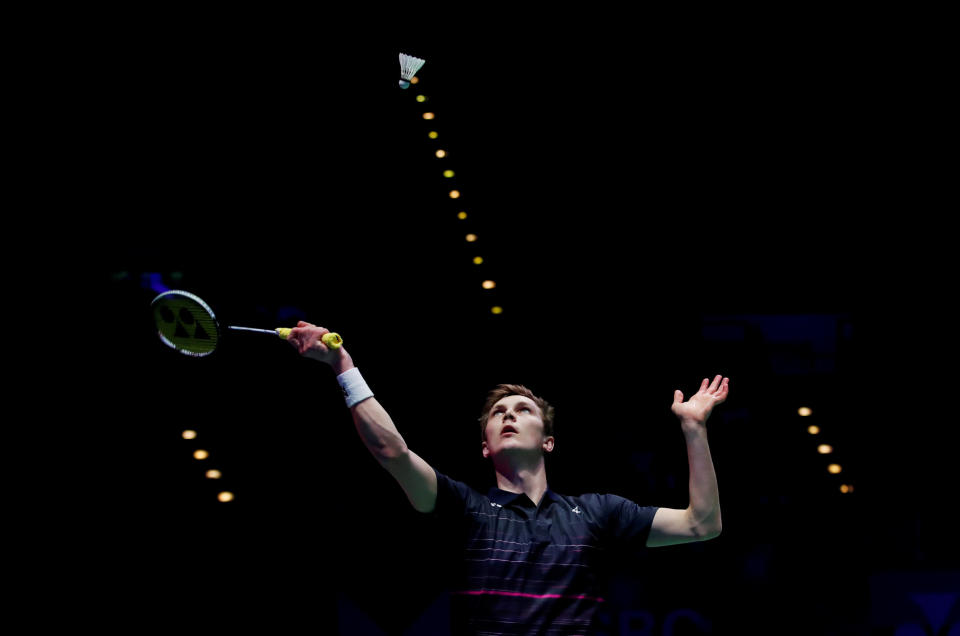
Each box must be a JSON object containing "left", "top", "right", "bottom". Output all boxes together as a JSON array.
[{"left": 152, "top": 291, "right": 221, "bottom": 356}]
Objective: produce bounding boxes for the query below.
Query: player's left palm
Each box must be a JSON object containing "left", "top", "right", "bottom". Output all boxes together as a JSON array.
[{"left": 672, "top": 375, "right": 729, "bottom": 424}]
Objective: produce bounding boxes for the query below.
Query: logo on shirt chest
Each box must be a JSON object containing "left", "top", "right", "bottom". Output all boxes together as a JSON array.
[{"left": 572, "top": 505, "right": 582, "bottom": 515}]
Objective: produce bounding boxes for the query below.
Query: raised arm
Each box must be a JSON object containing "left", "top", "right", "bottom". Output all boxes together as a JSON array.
[
  {"left": 647, "top": 375, "right": 728, "bottom": 548},
  {"left": 287, "top": 321, "right": 438, "bottom": 513}
]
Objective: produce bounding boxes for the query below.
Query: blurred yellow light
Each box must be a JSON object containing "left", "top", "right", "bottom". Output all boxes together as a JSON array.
[
  {"left": 217, "top": 492, "right": 234, "bottom": 502},
  {"left": 473, "top": 256, "right": 483, "bottom": 265},
  {"left": 422, "top": 112, "right": 435, "bottom": 120},
  {"left": 428, "top": 131, "right": 438, "bottom": 139},
  {"left": 449, "top": 190, "right": 461, "bottom": 199},
  {"left": 840, "top": 484, "right": 854, "bottom": 494},
  {"left": 206, "top": 469, "right": 222, "bottom": 479},
  {"left": 436, "top": 149, "right": 447, "bottom": 158},
  {"left": 443, "top": 170, "right": 455, "bottom": 178},
  {"left": 798, "top": 407, "right": 812, "bottom": 417},
  {"left": 827, "top": 464, "right": 842, "bottom": 474},
  {"left": 416, "top": 95, "right": 427, "bottom": 103},
  {"left": 465, "top": 234, "right": 477, "bottom": 242},
  {"left": 482, "top": 280, "right": 496, "bottom": 289},
  {"left": 193, "top": 450, "right": 209, "bottom": 460},
  {"left": 182, "top": 430, "right": 197, "bottom": 440},
  {"left": 457, "top": 211, "right": 467, "bottom": 220},
  {"left": 807, "top": 425, "right": 820, "bottom": 435},
  {"left": 818, "top": 444, "right": 834, "bottom": 454},
  {"left": 491, "top": 306, "right": 504, "bottom": 315}
]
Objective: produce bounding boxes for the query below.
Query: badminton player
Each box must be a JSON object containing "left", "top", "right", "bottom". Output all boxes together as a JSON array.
[{"left": 288, "top": 321, "right": 728, "bottom": 635}]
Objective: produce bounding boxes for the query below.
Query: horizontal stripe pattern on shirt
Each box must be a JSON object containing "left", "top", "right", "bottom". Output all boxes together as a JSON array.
[{"left": 432, "top": 468, "right": 657, "bottom": 634}]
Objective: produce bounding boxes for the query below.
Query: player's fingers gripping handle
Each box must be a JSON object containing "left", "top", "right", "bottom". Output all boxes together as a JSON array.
[{"left": 277, "top": 327, "right": 343, "bottom": 350}]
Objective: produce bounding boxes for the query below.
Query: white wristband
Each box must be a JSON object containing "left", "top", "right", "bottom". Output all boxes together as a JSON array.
[{"left": 337, "top": 367, "right": 374, "bottom": 408}]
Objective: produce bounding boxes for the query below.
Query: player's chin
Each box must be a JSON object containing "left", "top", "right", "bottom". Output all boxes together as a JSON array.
[{"left": 497, "top": 441, "right": 533, "bottom": 454}]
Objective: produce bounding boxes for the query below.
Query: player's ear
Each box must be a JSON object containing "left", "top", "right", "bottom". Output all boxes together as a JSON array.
[
  {"left": 482, "top": 440, "right": 490, "bottom": 459},
  {"left": 542, "top": 436, "right": 555, "bottom": 454}
]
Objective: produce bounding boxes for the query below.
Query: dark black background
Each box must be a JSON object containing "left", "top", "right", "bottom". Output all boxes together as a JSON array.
[{"left": 42, "top": 10, "right": 953, "bottom": 634}]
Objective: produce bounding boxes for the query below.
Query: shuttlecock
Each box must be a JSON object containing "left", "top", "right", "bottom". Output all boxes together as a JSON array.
[{"left": 399, "top": 52, "right": 426, "bottom": 89}]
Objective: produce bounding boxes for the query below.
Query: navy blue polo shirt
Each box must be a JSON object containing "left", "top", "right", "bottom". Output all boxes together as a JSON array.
[{"left": 429, "top": 468, "right": 659, "bottom": 635}]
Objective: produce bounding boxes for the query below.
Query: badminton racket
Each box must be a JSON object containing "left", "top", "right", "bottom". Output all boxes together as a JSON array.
[{"left": 151, "top": 289, "right": 342, "bottom": 357}]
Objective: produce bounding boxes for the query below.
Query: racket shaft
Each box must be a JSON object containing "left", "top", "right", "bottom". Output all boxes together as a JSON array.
[
  {"left": 229, "top": 325, "right": 343, "bottom": 349},
  {"left": 227, "top": 326, "right": 277, "bottom": 335}
]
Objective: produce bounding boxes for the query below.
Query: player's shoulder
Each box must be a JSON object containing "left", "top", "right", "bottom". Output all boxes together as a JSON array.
[
  {"left": 550, "top": 491, "right": 629, "bottom": 519},
  {"left": 564, "top": 491, "right": 631, "bottom": 508},
  {"left": 561, "top": 491, "right": 658, "bottom": 520},
  {"left": 563, "top": 492, "right": 659, "bottom": 542},
  {"left": 432, "top": 467, "right": 491, "bottom": 510}
]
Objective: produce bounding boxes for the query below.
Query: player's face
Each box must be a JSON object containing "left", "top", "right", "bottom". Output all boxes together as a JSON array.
[{"left": 482, "top": 395, "right": 554, "bottom": 460}]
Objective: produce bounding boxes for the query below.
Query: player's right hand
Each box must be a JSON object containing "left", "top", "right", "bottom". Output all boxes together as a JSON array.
[{"left": 288, "top": 321, "right": 354, "bottom": 373}]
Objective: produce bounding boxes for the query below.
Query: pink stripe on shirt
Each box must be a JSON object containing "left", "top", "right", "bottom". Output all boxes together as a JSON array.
[{"left": 452, "top": 589, "right": 605, "bottom": 603}]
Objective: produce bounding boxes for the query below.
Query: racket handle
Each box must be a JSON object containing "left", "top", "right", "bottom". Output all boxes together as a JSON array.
[{"left": 276, "top": 328, "right": 343, "bottom": 350}]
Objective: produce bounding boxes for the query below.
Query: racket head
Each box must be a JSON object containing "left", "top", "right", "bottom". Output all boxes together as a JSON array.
[{"left": 151, "top": 290, "right": 221, "bottom": 357}]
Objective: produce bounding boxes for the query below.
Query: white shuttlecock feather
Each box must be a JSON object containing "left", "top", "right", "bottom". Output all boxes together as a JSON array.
[{"left": 398, "top": 52, "right": 426, "bottom": 89}]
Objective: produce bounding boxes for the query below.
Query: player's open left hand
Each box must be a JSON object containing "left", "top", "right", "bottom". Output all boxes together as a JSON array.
[{"left": 671, "top": 375, "right": 729, "bottom": 428}]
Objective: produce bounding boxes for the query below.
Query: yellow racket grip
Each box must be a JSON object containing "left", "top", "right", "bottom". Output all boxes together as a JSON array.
[{"left": 276, "top": 328, "right": 343, "bottom": 350}]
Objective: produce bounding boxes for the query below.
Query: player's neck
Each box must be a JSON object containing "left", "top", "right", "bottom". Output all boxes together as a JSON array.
[{"left": 493, "top": 460, "right": 548, "bottom": 507}]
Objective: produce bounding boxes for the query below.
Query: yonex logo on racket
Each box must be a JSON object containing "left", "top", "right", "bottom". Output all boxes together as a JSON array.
[
  {"left": 152, "top": 290, "right": 220, "bottom": 357},
  {"left": 157, "top": 305, "right": 213, "bottom": 341}
]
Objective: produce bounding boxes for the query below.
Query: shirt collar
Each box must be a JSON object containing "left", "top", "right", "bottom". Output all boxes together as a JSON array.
[{"left": 488, "top": 485, "right": 561, "bottom": 508}]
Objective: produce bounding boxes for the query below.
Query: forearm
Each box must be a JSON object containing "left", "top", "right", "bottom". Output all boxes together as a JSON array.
[
  {"left": 313, "top": 343, "right": 434, "bottom": 510},
  {"left": 350, "top": 396, "right": 409, "bottom": 462},
  {"left": 339, "top": 369, "right": 436, "bottom": 511},
  {"left": 329, "top": 355, "right": 409, "bottom": 461},
  {"left": 291, "top": 329, "right": 416, "bottom": 466},
  {"left": 682, "top": 424, "right": 722, "bottom": 533}
]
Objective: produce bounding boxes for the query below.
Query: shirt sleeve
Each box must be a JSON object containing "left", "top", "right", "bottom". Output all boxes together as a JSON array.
[
  {"left": 429, "top": 467, "right": 483, "bottom": 521},
  {"left": 603, "top": 494, "right": 659, "bottom": 550}
]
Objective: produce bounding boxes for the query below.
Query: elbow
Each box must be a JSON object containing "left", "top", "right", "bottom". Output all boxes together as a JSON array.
[
  {"left": 700, "top": 518, "right": 722, "bottom": 541},
  {"left": 364, "top": 431, "right": 409, "bottom": 462},
  {"left": 690, "top": 523, "right": 721, "bottom": 542},
  {"left": 691, "top": 510, "right": 721, "bottom": 541},
  {"left": 376, "top": 441, "right": 410, "bottom": 464}
]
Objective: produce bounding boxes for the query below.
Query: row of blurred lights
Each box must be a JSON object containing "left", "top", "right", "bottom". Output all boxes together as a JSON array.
[
  {"left": 413, "top": 80, "right": 504, "bottom": 316},
  {"left": 109, "top": 271, "right": 232, "bottom": 503},
  {"left": 798, "top": 407, "right": 854, "bottom": 494},
  {"left": 166, "top": 68, "right": 493, "bottom": 504},
  {"left": 182, "top": 429, "right": 234, "bottom": 502}
]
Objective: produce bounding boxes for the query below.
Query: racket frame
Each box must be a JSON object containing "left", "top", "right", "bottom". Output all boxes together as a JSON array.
[{"left": 151, "top": 289, "right": 222, "bottom": 358}]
